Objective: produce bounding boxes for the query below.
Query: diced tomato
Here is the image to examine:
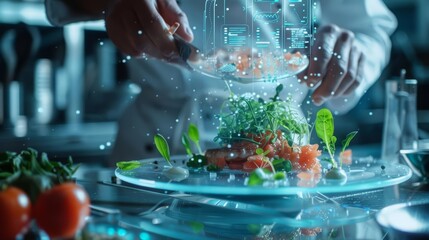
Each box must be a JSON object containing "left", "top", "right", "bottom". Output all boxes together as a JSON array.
[
  {"left": 340, "top": 149, "right": 353, "bottom": 165},
  {"left": 263, "top": 144, "right": 276, "bottom": 158},
  {"left": 242, "top": 156, "right": 272, "bottom": 172},
  {"left": 296, "top": 144, "right": 321, "bottom": 171}
]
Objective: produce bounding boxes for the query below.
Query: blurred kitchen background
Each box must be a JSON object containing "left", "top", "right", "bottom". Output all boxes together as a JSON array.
[{"left": 0, "top": 0, "right": 428, "bottom": 166}]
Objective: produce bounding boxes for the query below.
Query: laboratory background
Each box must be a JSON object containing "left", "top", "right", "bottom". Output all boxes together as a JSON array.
[{"left": 0, "top": 0, "right": 427, "bottom": 165}]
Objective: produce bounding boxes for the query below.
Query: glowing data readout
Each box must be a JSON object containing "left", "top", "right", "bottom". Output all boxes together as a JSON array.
[{"left": 204, "top": 0, "right": 313, "bottom": 52}]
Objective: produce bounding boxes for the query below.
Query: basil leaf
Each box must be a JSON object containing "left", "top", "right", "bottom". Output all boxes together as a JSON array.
[
  {"left": 154, "top": 134, "right": 171, "bottom": 164},
  {"left": 116, "top": 161, "right": 142, "bottom": 171},
  {"left": 181, "top": 134, "right": 193, "bottom": 155},
  {"left": 341, "top": 131, "right": 358, "bottom": 152}
]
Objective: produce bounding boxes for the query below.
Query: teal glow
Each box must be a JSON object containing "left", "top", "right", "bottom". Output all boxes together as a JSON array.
[
  {"left": 139, "top": 232, "right": 151, "bottom": 240},
  {"left": 118, "top": 228, "right": 128, "bottom": 236}
]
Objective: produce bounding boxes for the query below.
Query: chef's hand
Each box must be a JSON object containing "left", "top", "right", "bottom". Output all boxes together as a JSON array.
[
  {"left": 105, "top": 0, "right": 194, "bottom": 60},
  {"left": 299, "top": 24, "right": 365, "bottom": 106}
]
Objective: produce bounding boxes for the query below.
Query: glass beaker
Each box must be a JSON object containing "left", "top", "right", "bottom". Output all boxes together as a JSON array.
[
  {"left": 381, "top": 79, "right": 418, "bottom": 163},
  {"left": 187, "top": 0, "right": 315, "bottom": 83}
]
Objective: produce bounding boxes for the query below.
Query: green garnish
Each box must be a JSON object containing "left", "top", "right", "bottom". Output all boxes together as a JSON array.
[
  {"left": 0, "top": 148, "right": 78, "bottom": 202},
  {"left": 315, "top": 108, "right": 337, "bottom": 168},
  {"left": 186, "top": 154, "right": 207, "bottom": 169},
  {"left": 181, "top": 134, "right": 193, "bottom": 156},
  {"left": 272, "top": 157, "right": 292, "bottom": 172},
  {"left": 315, "top": 108, "right": 358, "bottom": 170},
  {"left": 214, "top": 84, "right": 309, "bottom": 146},
  {"left": 247, "top": 168, "right": 270, "bottom": 186},
  {"left": 188, "top": 124, "right": 203, "bottom": 154},
  {"left": 154, "top": 133, "right": 171, "bottom": 166},
  {"left": 247, "top": 168, "right": 286, "bottom": 186},
  {"left": 341, "top": 131, "right": 358, "bottom": 153},
  {"left": 255, "top": 148, "right": 270, "bottom": 156},
  {"left": 116, "top": 160, "right": 142, "bottom": 171}
]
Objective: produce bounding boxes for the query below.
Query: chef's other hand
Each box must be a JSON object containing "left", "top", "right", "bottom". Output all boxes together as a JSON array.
[
  {"left": 105, "top": 0, "right": 194, "bottom": 60},
  {"left": 299, "top": 24, "right": 365, "bottom": 106}
]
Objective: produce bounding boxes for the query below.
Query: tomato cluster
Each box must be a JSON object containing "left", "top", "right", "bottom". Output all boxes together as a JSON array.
[{"left": 0, "top": 183, "right": 90, "bottom": 239}]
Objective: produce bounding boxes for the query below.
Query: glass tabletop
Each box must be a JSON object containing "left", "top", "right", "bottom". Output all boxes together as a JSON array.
[{"left": 115, "top": 155, "right": 412, "bottom": 196}]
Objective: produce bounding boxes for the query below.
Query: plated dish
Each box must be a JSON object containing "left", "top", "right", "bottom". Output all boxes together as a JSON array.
[
  {"left": 115, "top": 156, "right": 411, "bottom": 196},
  {"left": 116, "top": 84, "right": 411, "bottom": 196}
]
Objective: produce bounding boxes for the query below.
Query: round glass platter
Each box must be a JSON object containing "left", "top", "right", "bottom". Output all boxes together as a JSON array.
[
  {"left": 115, "top": 155, "right": 412, "bottom": 196},
  {"left": 187, "top": 50, "right": 309, "bottom": 84}
]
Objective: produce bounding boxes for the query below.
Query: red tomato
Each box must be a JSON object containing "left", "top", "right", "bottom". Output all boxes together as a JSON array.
[
  {"left": 0, "top": 187, "right": 32, "bottom": 239},
  {"left": 34, "top": 183, "right": 90, "bottom": 238}
]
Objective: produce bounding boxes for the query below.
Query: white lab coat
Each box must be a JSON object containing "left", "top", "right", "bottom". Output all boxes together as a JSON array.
[{"left": 45, "top": 0, "right": 397, "bottom": 163}]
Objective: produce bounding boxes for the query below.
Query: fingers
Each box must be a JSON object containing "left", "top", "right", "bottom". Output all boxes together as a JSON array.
[
  {"left": 158, "top": 0, "right": 193, "bottom": 42},
  {"left": 343, "top": 53, "right": 365, "bottom": 95},
  {"left": 312, "top": 30, "right": 354, "bottom": 104},
  {"left": 105, "top": 0, "right": 192, "bottom": 60},
  {"left": 133, "top": 0, "right": 177, "bottom": 59},
  {"left": 334, "top": 45, "right": 361, "bottom": 96},
  {"left": 306, "top": 25, "right": 341, "bottom": 87}
]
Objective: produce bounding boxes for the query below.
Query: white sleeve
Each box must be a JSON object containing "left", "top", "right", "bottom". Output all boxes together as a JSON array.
[
  {"left": 44, "top": 0, "right": 101, "bottom": 26},
  {"left": 319, "top": 0, "right": 397, "bottom": 114}
]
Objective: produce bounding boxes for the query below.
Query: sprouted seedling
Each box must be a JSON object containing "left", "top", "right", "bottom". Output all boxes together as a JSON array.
[
  {"left": 315, "top": 108, "right": 357, "bottom": 181},
  {"left": 154, "top": 134, "right": 189, "bottom": 181},
  {"left": 182, "top": 124, "right": 208, "bottom": 169}
]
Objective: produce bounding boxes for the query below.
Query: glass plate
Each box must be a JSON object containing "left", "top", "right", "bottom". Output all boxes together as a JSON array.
[
  {"left": 188, "top": 51, "right": 309, "bottom": 83},
  {"left": 115, "top": 155, "right": 412, "bottom": 196}
]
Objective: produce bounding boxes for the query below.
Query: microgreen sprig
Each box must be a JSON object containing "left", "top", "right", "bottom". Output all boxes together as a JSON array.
[
  {"left": 214, "top": 84, "right": 310, "bottom": 147},
  {"left": 154, "top": 133, "right": 171, "bottom": 166},
  {"left": 188, "top": 124, "right": 203, "bottom": 155}
]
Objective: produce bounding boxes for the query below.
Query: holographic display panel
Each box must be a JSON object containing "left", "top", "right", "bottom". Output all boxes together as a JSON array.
[{"left": 203, "top": 0, "right": 313, "bottom": 53}]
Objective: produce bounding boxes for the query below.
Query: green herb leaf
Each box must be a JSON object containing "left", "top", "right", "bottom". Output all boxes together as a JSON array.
[
  {"left": 273, "top": 172, "right": 286, "bottom": 180},
  {"left": 154, "top": 134, "right": 171, "bottom": 165},
  {"left": 341, "top": 131, "right": 358, "bottom": 152},
  {"left": 272, "top": 158, "right": 292, "bottom": 172},
  {"left": 255, "top": 148, "right": 264, "bottom": 155},
  {"left": 188, "top": 124, "right": 203, "bottom": 154},
  {"left": 116, "top": 161, "right": 142, "bottom": 171},
  {"left": 315, "top": 108, "right": 336, "bottom": 167},
  {"left": 181, "top": 134, "right": 193, "bottom": 155},
  {"left": 247, "top": 168, "right": 270, "bottom": 186},
  {"left": 315, "top": 108, "right": 334, "bottom": 143},
  {"left": 188, "top": 123, "right": 200, "bottom": 143}
]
